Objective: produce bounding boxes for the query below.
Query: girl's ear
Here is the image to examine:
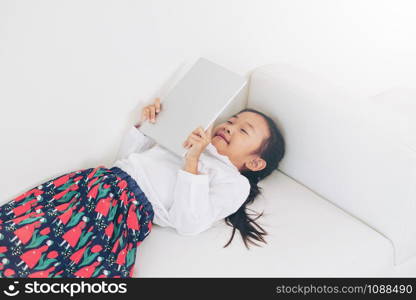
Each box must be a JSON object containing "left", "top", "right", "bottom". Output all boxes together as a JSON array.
[{"left": 246, "top": 157, "right": 267, "bottom": 172}]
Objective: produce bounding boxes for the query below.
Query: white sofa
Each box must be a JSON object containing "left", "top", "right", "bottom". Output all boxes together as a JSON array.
[{"left": 134, "top": 63, "right": 416, "bottom": 277}]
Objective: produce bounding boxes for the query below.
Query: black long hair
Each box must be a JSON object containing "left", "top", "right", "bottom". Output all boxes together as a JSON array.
[{"left": 223, "top": 108, "right": 285, "bottom": 249}]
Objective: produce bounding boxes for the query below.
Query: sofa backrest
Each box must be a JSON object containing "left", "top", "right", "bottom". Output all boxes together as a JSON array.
[{"left": 247, "top": 63, "right": 416, "bottom": 265}]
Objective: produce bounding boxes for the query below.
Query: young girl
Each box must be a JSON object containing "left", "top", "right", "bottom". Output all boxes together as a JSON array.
[{"left": 0, "top": 98, "right": 285, "bottom": 278}]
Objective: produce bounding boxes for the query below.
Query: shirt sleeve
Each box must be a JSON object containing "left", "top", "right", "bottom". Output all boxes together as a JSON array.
[
  {"left": 116, "top": 125, "right": 157, "bottom": 160},
  {"left": 167, "top": 168, "right": 251, "bottom": 236}
]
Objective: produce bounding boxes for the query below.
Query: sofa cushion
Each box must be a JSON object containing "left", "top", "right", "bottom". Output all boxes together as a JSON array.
[
  {"left": 247, "top": 63, "right": 416, "bottom": 265},
  {"left": 134, "top": 171, "right": 393, "bottom": 277}
]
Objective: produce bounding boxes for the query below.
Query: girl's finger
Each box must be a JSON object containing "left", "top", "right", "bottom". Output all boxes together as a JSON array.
[
  {"left": 206, "top": 124, "right": 214, "bottom": 136},
  {"left": 184, "top": 141, "right": 193, "bottom": 149},
  {"left": 146, "top": 107, "right": 151, "bottom": 121},
  {"left": 197, "top": 127, "right": 205, "bottom": 137},
  {"left": 192, "top": 126, "right": 203, "bottom": 133},
  {"left": 190, "top": 133, "right": 204, "bottom": 142},
  {"left": 149, "top": 106, "right": 156, "bottom": 123},
  {"left": 191, "top": 131, "right": 203, "bottom": 138},
  {"left": 142, "top": 107, "right": 149, "bottom": 121},
  {"left": 192, "top": 127, "right": 204, "bottom": 137},
  {"left": 188, "top": 136, "right": 202, "bottom": 145},
  {"left": 155, "top": 98, "right": 161, "bottom": 113}
]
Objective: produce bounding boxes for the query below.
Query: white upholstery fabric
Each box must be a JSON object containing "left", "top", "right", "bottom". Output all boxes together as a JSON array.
[
  {"left": 135, "top": 171, "right": 393, "bottom": 277},
  {"left": 247, "top": 64, "right": 416, "bottom": 265}
]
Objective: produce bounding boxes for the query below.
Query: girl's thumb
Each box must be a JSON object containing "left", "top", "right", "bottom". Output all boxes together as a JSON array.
[{"left": 206, "top": 124, "right": 214, "bottom": 137}]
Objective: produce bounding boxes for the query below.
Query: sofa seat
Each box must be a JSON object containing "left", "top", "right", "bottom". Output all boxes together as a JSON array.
[{"left": 134, "top": 170, "right": 394, "bottom": 277}]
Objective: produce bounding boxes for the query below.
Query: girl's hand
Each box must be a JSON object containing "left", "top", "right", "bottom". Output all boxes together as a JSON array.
[
  {"left": 135, "top": 98, "right": 162, "bottom": 128},
  {"left": 183, "top": 124, "right": 213, "bottom": 160}
]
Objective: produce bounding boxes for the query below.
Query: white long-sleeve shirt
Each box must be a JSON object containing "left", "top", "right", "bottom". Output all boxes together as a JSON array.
[{"left": 111, "top": 126, "right": 251, "bottom": 236}]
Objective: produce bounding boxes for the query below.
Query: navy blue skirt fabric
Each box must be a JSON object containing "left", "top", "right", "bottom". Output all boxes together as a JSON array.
[{"left": 0, "top": 166, "right": 154, "bottom": 278}]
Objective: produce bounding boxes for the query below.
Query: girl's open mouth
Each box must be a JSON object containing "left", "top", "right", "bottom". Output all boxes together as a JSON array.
[{"left": 215, "top": 134, "right": 229, "bottom": 144}]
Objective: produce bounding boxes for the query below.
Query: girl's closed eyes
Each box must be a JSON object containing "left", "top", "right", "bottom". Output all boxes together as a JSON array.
[{"left": 227, "top": 120, "right": 249, "bottom": 134}]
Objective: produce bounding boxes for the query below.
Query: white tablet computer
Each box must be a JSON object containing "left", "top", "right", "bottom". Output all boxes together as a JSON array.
[{"left": 139, "top": 57, "right": 247, "bottom": 158}]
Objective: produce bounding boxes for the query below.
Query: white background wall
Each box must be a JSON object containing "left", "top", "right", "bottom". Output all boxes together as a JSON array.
[{"left": 1, "top": 0, "right": 415, "bottom": 201}]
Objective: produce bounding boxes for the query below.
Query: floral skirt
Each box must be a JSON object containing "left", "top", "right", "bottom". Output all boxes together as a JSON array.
[{"left": 0, "top": 166, "right": 154, "bottom": 278}]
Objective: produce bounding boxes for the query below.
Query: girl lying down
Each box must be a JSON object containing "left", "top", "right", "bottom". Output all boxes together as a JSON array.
[{"left": 0, "top": 97, "right": 285, "bottom": 278}]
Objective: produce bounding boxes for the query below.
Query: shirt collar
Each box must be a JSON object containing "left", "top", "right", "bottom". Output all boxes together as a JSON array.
[{"left": 204, "top": 143, "right": 239, "bottom": 171}]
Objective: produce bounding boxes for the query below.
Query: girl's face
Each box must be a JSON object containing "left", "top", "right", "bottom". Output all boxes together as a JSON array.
[{"left": 211, "top": 111, "right": 270, "bottom": 172}]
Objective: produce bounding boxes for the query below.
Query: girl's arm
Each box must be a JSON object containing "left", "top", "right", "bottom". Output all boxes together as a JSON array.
[
  {"left": 183, "top": 156, "right": 199, "bottom": 175},
  {"left": 116, "top": 98, "right": 161, "bottom": 160},
  {"left": 167, "top": 168, "right": 251, "bottom": 236},
  {"left": 115, "top": 124, "right": 156, "bottom": 160},
  {"left": 181, "top": 125, "right": 213, "bottom": 175}
]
